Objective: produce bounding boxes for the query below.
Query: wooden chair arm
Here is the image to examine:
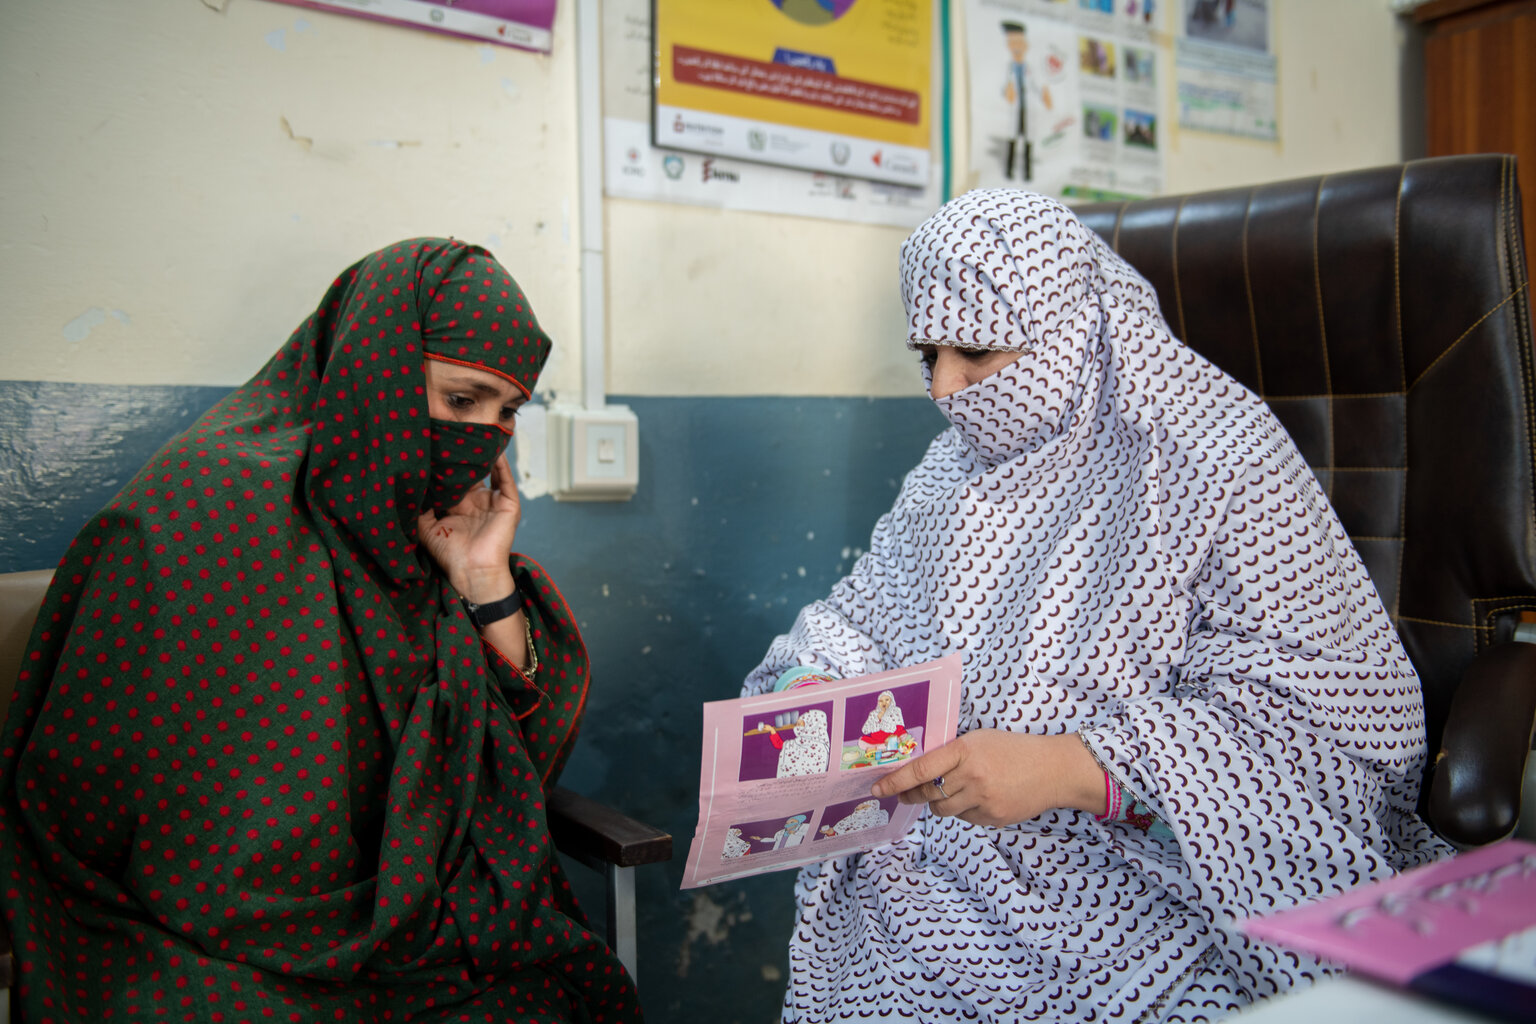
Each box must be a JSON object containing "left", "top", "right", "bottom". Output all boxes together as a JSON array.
[{"left": 547, "top": 785, "right": 673, "bottom": 868}]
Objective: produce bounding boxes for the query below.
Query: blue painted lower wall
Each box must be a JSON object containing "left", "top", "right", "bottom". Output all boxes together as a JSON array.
[{"left": 0, "top": 382, "right": 947, "bottom": 1023}]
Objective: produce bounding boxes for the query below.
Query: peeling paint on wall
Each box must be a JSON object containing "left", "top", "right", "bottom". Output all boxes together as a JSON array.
[
  {"left": 677, "top": 889, "right": 752, "bottom": 977},
  {"left": 61, "top": 308, "right": 128, "bottom": 342}
]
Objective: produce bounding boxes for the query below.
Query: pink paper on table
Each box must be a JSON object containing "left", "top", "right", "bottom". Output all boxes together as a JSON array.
[
  {"left": 681, "top": 655, "right": 963, "bottom": 889},
  {"left": 1241, "top": 839, "right": 1536, "bottom": 986}
]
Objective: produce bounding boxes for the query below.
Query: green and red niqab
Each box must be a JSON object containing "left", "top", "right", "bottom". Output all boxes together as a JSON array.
[{"left": 0, "top": 239, "right": 641, "bottom": 1021}]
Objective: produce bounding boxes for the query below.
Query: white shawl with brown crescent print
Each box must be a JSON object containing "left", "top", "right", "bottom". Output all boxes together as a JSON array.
[{"left": 744, "top": 190, "right": 1450, "bottom": 1023}]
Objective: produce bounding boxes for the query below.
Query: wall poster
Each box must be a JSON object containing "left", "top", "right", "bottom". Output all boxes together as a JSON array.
[
  {"left": 259, "top": 0, "right": 557, "bottom": 53},
  {"left": 651, "top": 0, "right": 934, "bottom": 188},
  {"left": 965, "top": 0, "right": 1165, "bottom": 202},
  {"left": 1175, "top": 0, "right": 1277, "bottom": 141},
  {"left": 607, "top": 0, "right": 941, "bottom": 226}
]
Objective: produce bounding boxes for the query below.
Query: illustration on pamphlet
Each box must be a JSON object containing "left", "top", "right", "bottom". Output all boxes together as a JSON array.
[{"left": 683, "top": 655, "right": 963, "bottom": 888}]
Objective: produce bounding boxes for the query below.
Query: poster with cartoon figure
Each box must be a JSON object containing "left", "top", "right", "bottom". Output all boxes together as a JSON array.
[
  {"left": 683, "top": 655, "right": 962, "bottom": 888},
  {"left": 966, "top": 0, "right": 1165, "bottom": 201}
]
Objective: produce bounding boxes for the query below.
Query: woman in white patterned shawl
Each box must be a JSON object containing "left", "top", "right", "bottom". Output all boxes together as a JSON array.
[
  {"left": 743, "top": 190, "right": 1450, "bottom": 1023},
  {"left": 820, "top": 800, "right": 890, "bottom": 838},
  {"left": 857, "top": 690, "right": 907, "bottom": 752},
  {"left": 772, "top": 709, "right": 831, "bottom": 777},
  {"left": 723, "top": 827, "right": 751, "bottom": 860}
]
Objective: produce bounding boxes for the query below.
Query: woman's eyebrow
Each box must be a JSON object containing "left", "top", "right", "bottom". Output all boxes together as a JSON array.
[{"left": 445, "top": 375, "right": 516, "bottom": 399}]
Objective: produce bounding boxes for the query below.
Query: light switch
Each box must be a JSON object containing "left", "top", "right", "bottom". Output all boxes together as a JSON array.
[{"left": 547, "top": 403, "right": 639, "bottom": 501}]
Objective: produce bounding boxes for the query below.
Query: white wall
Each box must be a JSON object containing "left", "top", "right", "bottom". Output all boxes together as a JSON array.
[
  {"left": 1, "top": 0, "right": 584, "bottom": 394},
  {"left": 2, "top": 0, "right": 1412, "bottom": 400}
]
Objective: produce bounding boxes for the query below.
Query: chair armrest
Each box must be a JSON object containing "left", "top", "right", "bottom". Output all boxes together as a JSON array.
[
  {"left": 547, "top": 786, "right": 673, "bottom": 869},
  {"left": 1428, "top": 640, "right": 1536, "bottom": 847}
]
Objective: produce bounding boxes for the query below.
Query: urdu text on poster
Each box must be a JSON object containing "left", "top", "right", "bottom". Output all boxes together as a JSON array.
[{"left": 653, "top": 0, "right": 934, "bottom": 187}]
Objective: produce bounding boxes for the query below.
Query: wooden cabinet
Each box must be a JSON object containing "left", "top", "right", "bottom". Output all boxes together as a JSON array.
[{"left": 1416, "top": 0, "right": 1536, "bottom": 273}]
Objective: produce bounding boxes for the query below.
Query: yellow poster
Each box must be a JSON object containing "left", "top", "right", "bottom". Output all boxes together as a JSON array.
[{"left": 653, "top": 0, "right": 933, "bottom": 186}]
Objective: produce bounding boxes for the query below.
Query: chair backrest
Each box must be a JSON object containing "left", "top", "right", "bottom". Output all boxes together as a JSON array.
[
  {"left": 1075, "top": 154, "right": 1536, "bottom": 764},
  {"left": 0, "top": 570, "right": 53, "bottom": 712}
]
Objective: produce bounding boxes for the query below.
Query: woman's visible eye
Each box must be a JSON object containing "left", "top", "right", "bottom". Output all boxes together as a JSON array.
[
  {"left": 500, "top": 404, "right": 521, "bottom": 423},
  {"left": 446, "top": 393, "right": 474, "bottom": 410}
]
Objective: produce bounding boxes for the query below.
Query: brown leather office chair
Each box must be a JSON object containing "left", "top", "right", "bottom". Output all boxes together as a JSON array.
[
  {"left": 1076, "top": 154, "right": 1536, "bottom": 848},
  {"left": 0, "top": 568, "right": 671, "bottom": 1011}
]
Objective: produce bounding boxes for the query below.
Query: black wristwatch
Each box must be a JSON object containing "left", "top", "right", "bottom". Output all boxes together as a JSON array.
[{"left": 461, "top": 590, "right": 521, "bottom": 629}]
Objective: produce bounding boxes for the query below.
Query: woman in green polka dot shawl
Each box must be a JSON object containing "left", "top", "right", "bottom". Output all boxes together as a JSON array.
[{"left": 0, "top": 238, "right": 642, "bottom": 1022}]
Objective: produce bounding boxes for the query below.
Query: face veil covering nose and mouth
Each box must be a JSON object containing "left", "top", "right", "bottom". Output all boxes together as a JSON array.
[{"left": 425, "top": 418, "right": 511, "bottom": 516}]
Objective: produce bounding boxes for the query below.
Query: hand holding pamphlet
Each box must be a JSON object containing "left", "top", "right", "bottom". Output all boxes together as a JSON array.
[{"left": 681, "top": 655, "right": 963, "bottom": 889}]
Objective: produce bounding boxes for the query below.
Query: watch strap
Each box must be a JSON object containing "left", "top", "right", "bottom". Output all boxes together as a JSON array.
[{"left": 462, "top": 590, "right": 521, "bottom": 629}]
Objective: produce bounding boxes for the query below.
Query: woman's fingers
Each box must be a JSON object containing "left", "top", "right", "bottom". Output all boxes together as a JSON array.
[{"left": 871, "top": 742, "right": 963, "bottom": 802}]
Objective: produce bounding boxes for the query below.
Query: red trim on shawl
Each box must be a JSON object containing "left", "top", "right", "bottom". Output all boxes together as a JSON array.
[
  {"left": 481, "top": 633, "right": 547, "bottom": 719},
  {"left": 425, "top": 351, "right": 533, "bottom": 400},
  {"left": 518, "top": 555, "right": 591, "bottom": 787}
]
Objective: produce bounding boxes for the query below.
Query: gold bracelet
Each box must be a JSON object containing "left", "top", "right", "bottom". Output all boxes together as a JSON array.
[{"left": 521, "top": 611, "right": 539, "bottom": 678}]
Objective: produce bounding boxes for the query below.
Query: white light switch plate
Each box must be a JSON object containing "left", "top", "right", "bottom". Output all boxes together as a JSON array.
[{"left": 547, "top": 402, "right": 639, "bottom": 501}]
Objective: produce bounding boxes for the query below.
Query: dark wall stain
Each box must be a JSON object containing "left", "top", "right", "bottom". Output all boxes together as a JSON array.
[{"left": 0, "top": 381, "right": 233, "bottom": 571}]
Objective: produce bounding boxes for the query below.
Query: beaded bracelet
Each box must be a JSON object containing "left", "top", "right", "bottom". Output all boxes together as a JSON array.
[{"left": 1077, "top": 733, "right": 1120, "bottom": 820}]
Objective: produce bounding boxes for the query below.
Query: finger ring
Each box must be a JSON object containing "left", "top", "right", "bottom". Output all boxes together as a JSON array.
[{"left": 933, "top": 775, "right": 949, "bottom": 800}]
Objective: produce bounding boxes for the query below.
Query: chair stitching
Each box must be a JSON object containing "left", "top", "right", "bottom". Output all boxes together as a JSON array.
[
  {"left": 1350, "top": 535, "right": 1403, "bottom": 542},
  {"left": 1391, "top": 164, "right": 1408, "bottom": 624},
  {"left": 1267, "top": 391, "right": 1405, "bottom": 401},
  {"left": 1398, "top": 598, "right": 1536, "bottom": 637},
  {"left": 1311, "top": 466, "right": 1405, "bottom": 473},
  {"left": 1406, "top": 282, "right": 1529, "bottom": 391},
  {"left": 1171, "top": 196, "right": 1189, "bottom": 343},
  {"left": 1505, "top": 157, "right": 1536, "bottom": 544},
  {"left": 1311, "top": 176, "right": 1335, "bottom": 502},
  {"left": 1498, "top": 157, "right": 1511, "bottom": 302},
  {"left": 1241, "top": 188, "right": 1264, "bottom": 397},
  {"left": 1396, "top": 615, "right": 1495, "bottom": 631},
  {"left": 1473, "top": 593, "right": 1536, "bottom": 654},
  {"left": 1112, "top": 201, "right": 1128, "bottom": 251},
  {"left": 1475, "top": 596, "right": 1536, "bottom": 614}
]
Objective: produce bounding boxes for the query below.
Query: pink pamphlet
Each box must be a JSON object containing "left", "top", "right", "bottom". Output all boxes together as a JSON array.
[
  {"left": 680, "top": 655, "right": 963, "bottom": 889},
  {"left": 1242, "top": 839, "right": 1536, "bottom": 1021}
]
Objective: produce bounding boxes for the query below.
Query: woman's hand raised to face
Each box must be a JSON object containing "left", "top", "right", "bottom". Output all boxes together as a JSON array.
[
  {"left": 870, "top": 729, "right": 1107, "bottom": 828},
  {"left": 416, "top": 453, "right": 521, "bottom": 604}
]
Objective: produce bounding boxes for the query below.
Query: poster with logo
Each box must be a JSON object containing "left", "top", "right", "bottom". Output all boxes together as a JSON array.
[
  {"left": 652, "top": 0, "right": 934, "bottom": 187},
  {"left": 965, "top": 0, "right": 1164, "bottom": 202},
  {"left": 259, "top": 0, "right": 556, "bottom": 53},
  {"left": 605, "top": 0, "right": 941, "bottom": 227}
]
